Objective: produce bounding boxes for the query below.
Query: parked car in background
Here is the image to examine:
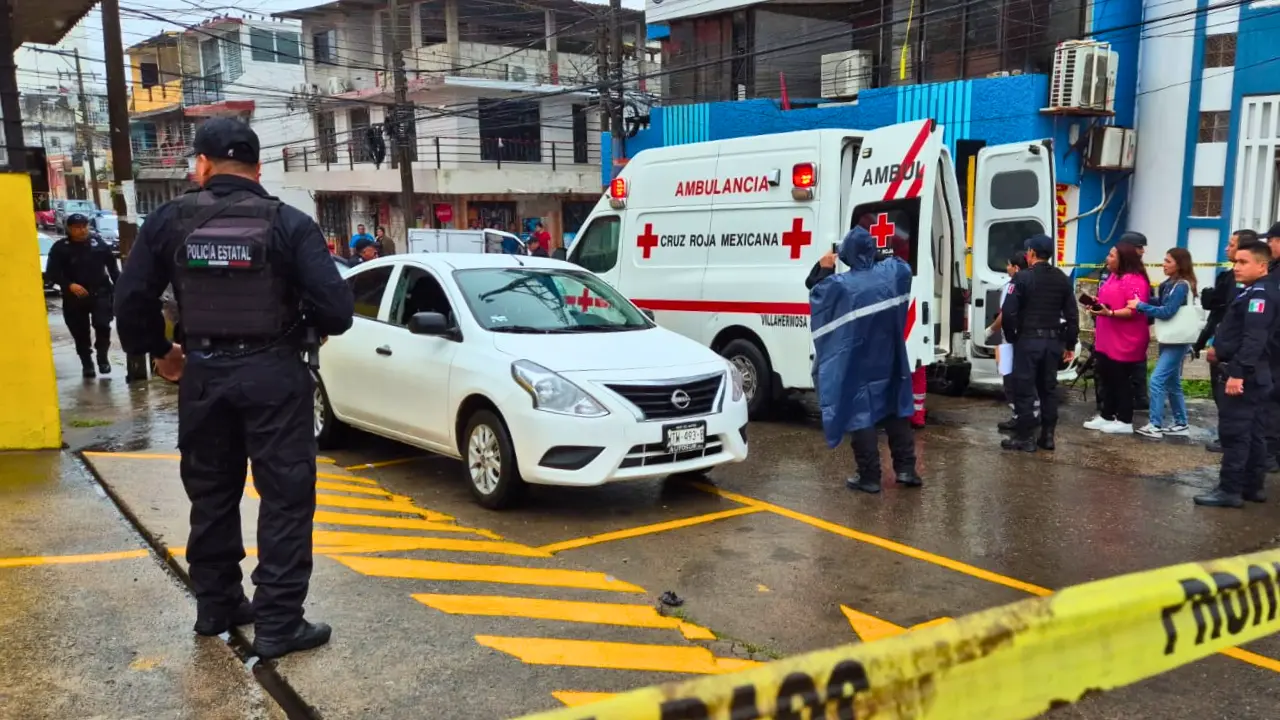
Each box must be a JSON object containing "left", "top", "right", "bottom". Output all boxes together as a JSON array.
[
  {"left": 35, "top": 207, "right": 56, "bottom": 228},
  {"left": 313, "top": 253, "right": 750, "bottom": 509},
  {"left": 93, "top": 212, "right": 120, "bottom": 254},
  {"left": 56, "top": 199, "right": 98, "bottom": 232},
  {"left": 37, "top": 231, "right": 57, "bottom": 292}
]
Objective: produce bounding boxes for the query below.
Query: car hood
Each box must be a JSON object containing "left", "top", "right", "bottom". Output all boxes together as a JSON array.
[{"left": 490, "top": 326, "right": 722, "bottom": 372}]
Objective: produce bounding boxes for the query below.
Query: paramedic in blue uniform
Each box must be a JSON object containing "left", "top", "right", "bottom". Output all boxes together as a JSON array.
[
  {"left": 1196, "top": 229, "right": 1252, "bottom": 453},
  {"left": 999, "top": 234, "right": 1078, "bottom": 452},
  {"left": 810, "top": 224, "right": 923, "bottom": 494},
  {"left": 1196, "top": 238, "right": 1274, "bottom": 508},
  {"left": 114, "top": 118, "right": 355, "bottom": 658}
]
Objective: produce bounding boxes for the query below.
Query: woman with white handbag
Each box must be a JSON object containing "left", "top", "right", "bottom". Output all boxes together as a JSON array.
[{"left": 1127, "top": 248, "right": 1203, "bottom": 438}]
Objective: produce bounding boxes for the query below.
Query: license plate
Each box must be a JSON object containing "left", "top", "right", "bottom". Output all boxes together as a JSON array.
[{"left": 665, "top": 421, "right": 706, "bottom": 453}]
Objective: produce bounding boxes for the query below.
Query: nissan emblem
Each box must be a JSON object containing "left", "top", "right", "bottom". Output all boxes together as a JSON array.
[{"left": 670, "top": 389, "right": 691, "bottom": 409}]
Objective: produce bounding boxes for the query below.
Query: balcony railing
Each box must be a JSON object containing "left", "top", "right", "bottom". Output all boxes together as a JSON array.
[
  {"left": 282, "top": 135, "right": 600, "bottom": 173},
  {"left": 395, "top": 43, "right": 644, "bottom": 88},
  {"left": 132, "top": 143, "right": 192, "bottom": 169},
  {"left": 182, "top": 74, "right": 225, "bottom": 106}
]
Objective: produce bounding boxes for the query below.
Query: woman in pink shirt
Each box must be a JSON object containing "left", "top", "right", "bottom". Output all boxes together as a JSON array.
[{"left": 1084, "top": 242, "right": 1152, "bottom": 434}]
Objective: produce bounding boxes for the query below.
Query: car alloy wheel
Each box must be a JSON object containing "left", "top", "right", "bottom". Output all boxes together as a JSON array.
[
  {"left": 313, "top": 385, "right": 326, "bottom": 438},
  {"left": 468, "top": 424, "right": 501, "bottom": 495},
  {"left": 730, "top": 355, "right": 758, "bottom": 400}
]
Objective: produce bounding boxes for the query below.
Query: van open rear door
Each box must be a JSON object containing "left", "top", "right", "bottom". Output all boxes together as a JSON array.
[
  {"left": 841, "top": 119, "right": 943, "bottom": 370},
  {"left": 967, "top": 141, "right": 1056, "bottom": 355}
]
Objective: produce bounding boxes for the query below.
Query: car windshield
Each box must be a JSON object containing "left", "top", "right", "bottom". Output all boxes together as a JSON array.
[
  {"left": 37, "top": 234, "right": 56, "bottom": 255},
  {"left": 65, "top": 201, "right": 96, "bottom": 214},
  {"left": 453, "top": 267, "right": 652, "bottom": 333},
  {"left": 96, "top": 215, "right": 119, "bottom": 234}
]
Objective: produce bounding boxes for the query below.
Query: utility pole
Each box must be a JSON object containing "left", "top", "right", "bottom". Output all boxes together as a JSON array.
[
  {"left": 608, "top": 0, "right": 625, "bottom": 180},
  {"left": 0, "top": 0, "right": 26, "bottom": 172},
  {"left": 389, "top": 0, "right": 416, "bottom": 232},
  {"left": 73, "top": 50, "right": 102, "bottom": 209},
  {"left": 101, "top": 0, "right": 147, "bottom": 382}
]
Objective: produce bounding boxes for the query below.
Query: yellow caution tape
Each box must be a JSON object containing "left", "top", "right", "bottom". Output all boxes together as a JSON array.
[{"left": 515, "top": 549, "right": 1280, "bottom": 720}]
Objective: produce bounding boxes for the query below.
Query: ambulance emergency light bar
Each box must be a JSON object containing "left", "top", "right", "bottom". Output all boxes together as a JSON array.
[{"left": 609, "top": 178, "right": 627, "bottom": 209}]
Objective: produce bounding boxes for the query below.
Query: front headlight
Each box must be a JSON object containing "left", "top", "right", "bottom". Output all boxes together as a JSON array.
[
  {"left": 511, "top": 360, "right": 609, "bottom": 417},
  {"left": 727, "top": 363, "right": 745, "bottom": 402}
]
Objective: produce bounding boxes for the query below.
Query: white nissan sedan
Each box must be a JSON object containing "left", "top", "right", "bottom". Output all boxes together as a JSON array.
[{"left": 314, "top": 253, "right": 750, "bottom": 508}]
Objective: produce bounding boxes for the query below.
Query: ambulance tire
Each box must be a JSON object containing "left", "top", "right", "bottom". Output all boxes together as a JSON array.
[{"left": 721, "top": 339, "right": 773, "bottom": 418}]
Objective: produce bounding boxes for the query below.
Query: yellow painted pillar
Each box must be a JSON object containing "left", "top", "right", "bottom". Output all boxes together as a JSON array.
[{"left": 0, "top": 173, "right": 61, "bottom": 449}]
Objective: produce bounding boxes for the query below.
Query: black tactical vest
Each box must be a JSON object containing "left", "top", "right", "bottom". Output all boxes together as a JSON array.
[
  {"left": 1016, "top": 263, "right": 1073, "bottom": 333},
  {"left": 173, "top": 190, "right": 295, "bottom": 343}
]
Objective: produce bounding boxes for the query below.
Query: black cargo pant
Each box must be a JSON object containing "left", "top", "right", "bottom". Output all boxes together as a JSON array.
[
  {"left": 850, "top": 415, "right": 916, "bottom": 485},
  {"left": 1012, "top": 334, "right": 1062, "bottom": 437},
  {"left": 1217, "top": 376, "right": 1268, "bottom": 497},
  {"left": 63, "top": 292, "right": 113, "bottom": 358},
  {"left": 178, "top": 346, "right": 317, "bottom": 637},
  {"left": 1265, "top": 361, "right": 1280, "bottom": 461}
]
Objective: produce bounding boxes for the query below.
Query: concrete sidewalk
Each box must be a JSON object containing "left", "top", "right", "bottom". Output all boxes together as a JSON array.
[{"left": 0, "top": 451, "right": 280, "bottom": 719}]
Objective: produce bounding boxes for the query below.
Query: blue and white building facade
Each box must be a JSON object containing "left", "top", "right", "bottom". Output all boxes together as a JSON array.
[
  {"left": 602, "top": 0, "right": 1276, "bottom": 279},
  {"left": 1130, "top": 0, "right": 1280, "bottom": 279}
]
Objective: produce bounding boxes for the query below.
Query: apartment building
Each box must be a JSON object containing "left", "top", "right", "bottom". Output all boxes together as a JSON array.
[
  {"left": 125, "top": 17, "right": 312, "bottom": 217},
  {"left": 274, "top": 0, "right": 655, "bottom": 249}
]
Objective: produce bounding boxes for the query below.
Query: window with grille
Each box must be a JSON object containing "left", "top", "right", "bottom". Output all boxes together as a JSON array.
[
  {"left": 1205, "top": 34, "right": 1236, "bottom": 68},
  {"left": 1198, "top": 111, "right": 1230, "bottom": 143},
  {"left": 1192, "top": 187, "right": 1224, "bottom": 217}
]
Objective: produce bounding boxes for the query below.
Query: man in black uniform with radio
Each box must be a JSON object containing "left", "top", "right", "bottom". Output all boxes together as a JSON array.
[
  {"left": 45, "top": 212, "right": 120, "bottom": 377},
  {"left": 999, "top": 234, "right": 1079, "bottom": 453},
  {"left": 115, "top": 118, "right": 355, "bottom": 658}
]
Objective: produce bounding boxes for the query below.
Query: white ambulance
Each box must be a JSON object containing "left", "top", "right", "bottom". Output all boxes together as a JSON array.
[{"left": 568, "top": 119, "right": 1078, "bottom": 416}]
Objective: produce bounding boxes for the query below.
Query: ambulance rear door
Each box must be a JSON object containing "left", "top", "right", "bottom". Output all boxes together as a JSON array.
[
  {"left": 967, "top": 140, "right": 1056, "bottom": 355},
  {"left": 841, "top": 119, "right": 944, "bottom": 370}
]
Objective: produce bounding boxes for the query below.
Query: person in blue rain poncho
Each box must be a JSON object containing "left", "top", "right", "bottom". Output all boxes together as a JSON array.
[{"left": 810, "top": 225, "right": 923, "bottom": 494}]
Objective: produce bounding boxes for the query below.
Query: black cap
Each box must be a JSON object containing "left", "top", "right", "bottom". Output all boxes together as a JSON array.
[
  {"left": 1024, "top": 233, "right": 1054, "bottom": 258},
  {"left": 1265, "top": 222, "right": 1280, "bottom": 239},
  {"left": 353, "top": 237, "right": 376, "bottom": 253},
  {"left": 65, "top": 212, "right": 90, "bottom": 226},
  {"left": 1118, "top": 231, "right": 1147, "bottom": 247},
  {"left": 192, "top": 117, "right": 260, "bottom": 164}
]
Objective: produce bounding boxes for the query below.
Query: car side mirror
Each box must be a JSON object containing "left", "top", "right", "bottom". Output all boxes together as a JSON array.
[
  {"left": 408, "top": 311, "right": 451, "bottom": 337},
  {"left": 640, "top": 308, "right": 655, "bottom": 321}
]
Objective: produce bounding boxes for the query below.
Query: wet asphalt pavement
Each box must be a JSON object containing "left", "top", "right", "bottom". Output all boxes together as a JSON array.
[{"left": 6, "top": 299, "right": 1280, "bottom": 718}]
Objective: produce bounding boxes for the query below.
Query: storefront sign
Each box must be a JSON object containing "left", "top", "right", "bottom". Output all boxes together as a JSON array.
[{"left": 434, "top": 203, "right": 453, "bottom": 224}]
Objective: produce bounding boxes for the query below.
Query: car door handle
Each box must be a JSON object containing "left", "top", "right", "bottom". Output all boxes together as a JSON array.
[{"left": 375, "top": 345, "right": 393, "bottom": 356}]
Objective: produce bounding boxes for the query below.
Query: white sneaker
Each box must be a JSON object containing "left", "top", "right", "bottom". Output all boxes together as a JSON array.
[
  {"left": 1135, "top": 423, "right": 1163, "bottom": 439},
  {"left": 1101, "top": 420, "right": 1135, "bottom": 435},
  {"left": 1164, "top": 424, "right": 1190, "bottom": 435},
  {"left": 1083, "top": 415, "right": 1109, "bottom": 430}
]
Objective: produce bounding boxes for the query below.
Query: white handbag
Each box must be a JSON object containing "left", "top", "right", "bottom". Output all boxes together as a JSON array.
[{"left": 1154, "top": 280, "right": 1203, "bottom": 345}]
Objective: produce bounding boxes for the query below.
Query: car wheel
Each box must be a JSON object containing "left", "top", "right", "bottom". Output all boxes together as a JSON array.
[
  {"left": 313, "top": 375, "right": 344, "bottom": 449},
  {"left": 463, "top": 409, "right": 525, "bottom": 510},
  {"left": 720, "top": 338, "right": 772, "bottom": 418}
]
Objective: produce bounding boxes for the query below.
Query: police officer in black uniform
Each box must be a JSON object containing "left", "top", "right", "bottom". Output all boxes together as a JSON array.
[
  {"left": 1196, "top": 238, "right": 1275, "bottom": 508},
  {"left": 45, "top": 212, "right": 120, "bottom": 377},
  {"left": 999, "top": 234, "right": 1079, "bottom": 452},
  {"left": 115, "top": 118, "right": 355, "bottom": 658},
  {"left": 1196, "top": 229, "right": 1253, "bottom": 453}
]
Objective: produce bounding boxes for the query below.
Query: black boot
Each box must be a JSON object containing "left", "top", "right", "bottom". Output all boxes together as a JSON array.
[
  {"left": 1205, "top": 439, "right": 1223, "bottom": 453},
  {"left": 895, "top": 471, "right": 923, "bottom": 488},
  {"left": 79, "top": 354, "right": 96, "bottom": 378},
  {"left": 96, "top": 350, "right": 111, "bottom": 374},
  {"left": 1244, "top": 489, "right": 1268, "bottom": 503},
  {"left": 997, "top": 417, "right": 1018, "bottom": 433},
  {"left": 1269, "top": 456, "right": 1280, "bottom": 474},
  {"left": 194, "top": 600, "right": 254, "bottom": 637},
  {"left": 253, "top": 621, "right": 332, "bottom": 660},
  {"left": 1193, "top": 489, "right": 1244, "bottom": 508},
  {"left": 845, "top": 474, "right": 881, "bottom": 494},
  {"left": 1001, "top": 434, "right": 1036, "bottom": 452},
  {"left": 1037, "top": 426, "right": 1056, "bottom": 451}
]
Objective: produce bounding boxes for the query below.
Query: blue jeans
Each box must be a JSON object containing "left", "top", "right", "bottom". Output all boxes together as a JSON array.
[{"left": 1149, "top": 344, "right": 1190, "bottom": 428}]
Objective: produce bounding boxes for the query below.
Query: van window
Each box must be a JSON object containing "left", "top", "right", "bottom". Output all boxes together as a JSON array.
[
  {"left": 987, "top": 219, "right": 1046, "bottom": 272},
  {"left": 850, "top": 198, "right": 922, "bottom": 276},
  {"left": 990, "top": 171, "right": 1040, "bottom": 210},
  {"left": 573, "top": 215, "right": 621, "bottom": 273}
]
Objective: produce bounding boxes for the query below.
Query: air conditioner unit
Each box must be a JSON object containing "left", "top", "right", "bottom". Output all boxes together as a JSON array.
[
  {"left": 1049, "top": 40, "right": 1118, "bottom": 113},
  {"left": 820, "top": 50, "right": 874, "bottom": 99},
  {"left": 506, "top": 63, "right": 534, "bottom": 83},
  {"left": 1085, "top": 126, "right": 1137, "bottom": 170},
  {"left": 326, "top": 76, "right": 352, "bottom": 95}
]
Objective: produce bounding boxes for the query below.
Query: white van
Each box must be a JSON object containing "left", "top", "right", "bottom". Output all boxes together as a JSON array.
[
  {"left": 408, "top": 228, "right": 526, "bottom": 255},
  {"left": 568, "top": 119, "right": 1078, "bottom": 416}
]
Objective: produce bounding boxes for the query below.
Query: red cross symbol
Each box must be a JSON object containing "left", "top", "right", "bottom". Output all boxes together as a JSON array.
[
  {"left": 781, "top": 218, "right": 811, "bottom": 260},
  {"left": 566, "top": 287, "right": 610, "bottom": 310},
  {"left": 636, "top": 223, "right": 659, "bottom": 259},
  {"left": 870, "top": 213, "right": 896, "bottom": 249}
]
